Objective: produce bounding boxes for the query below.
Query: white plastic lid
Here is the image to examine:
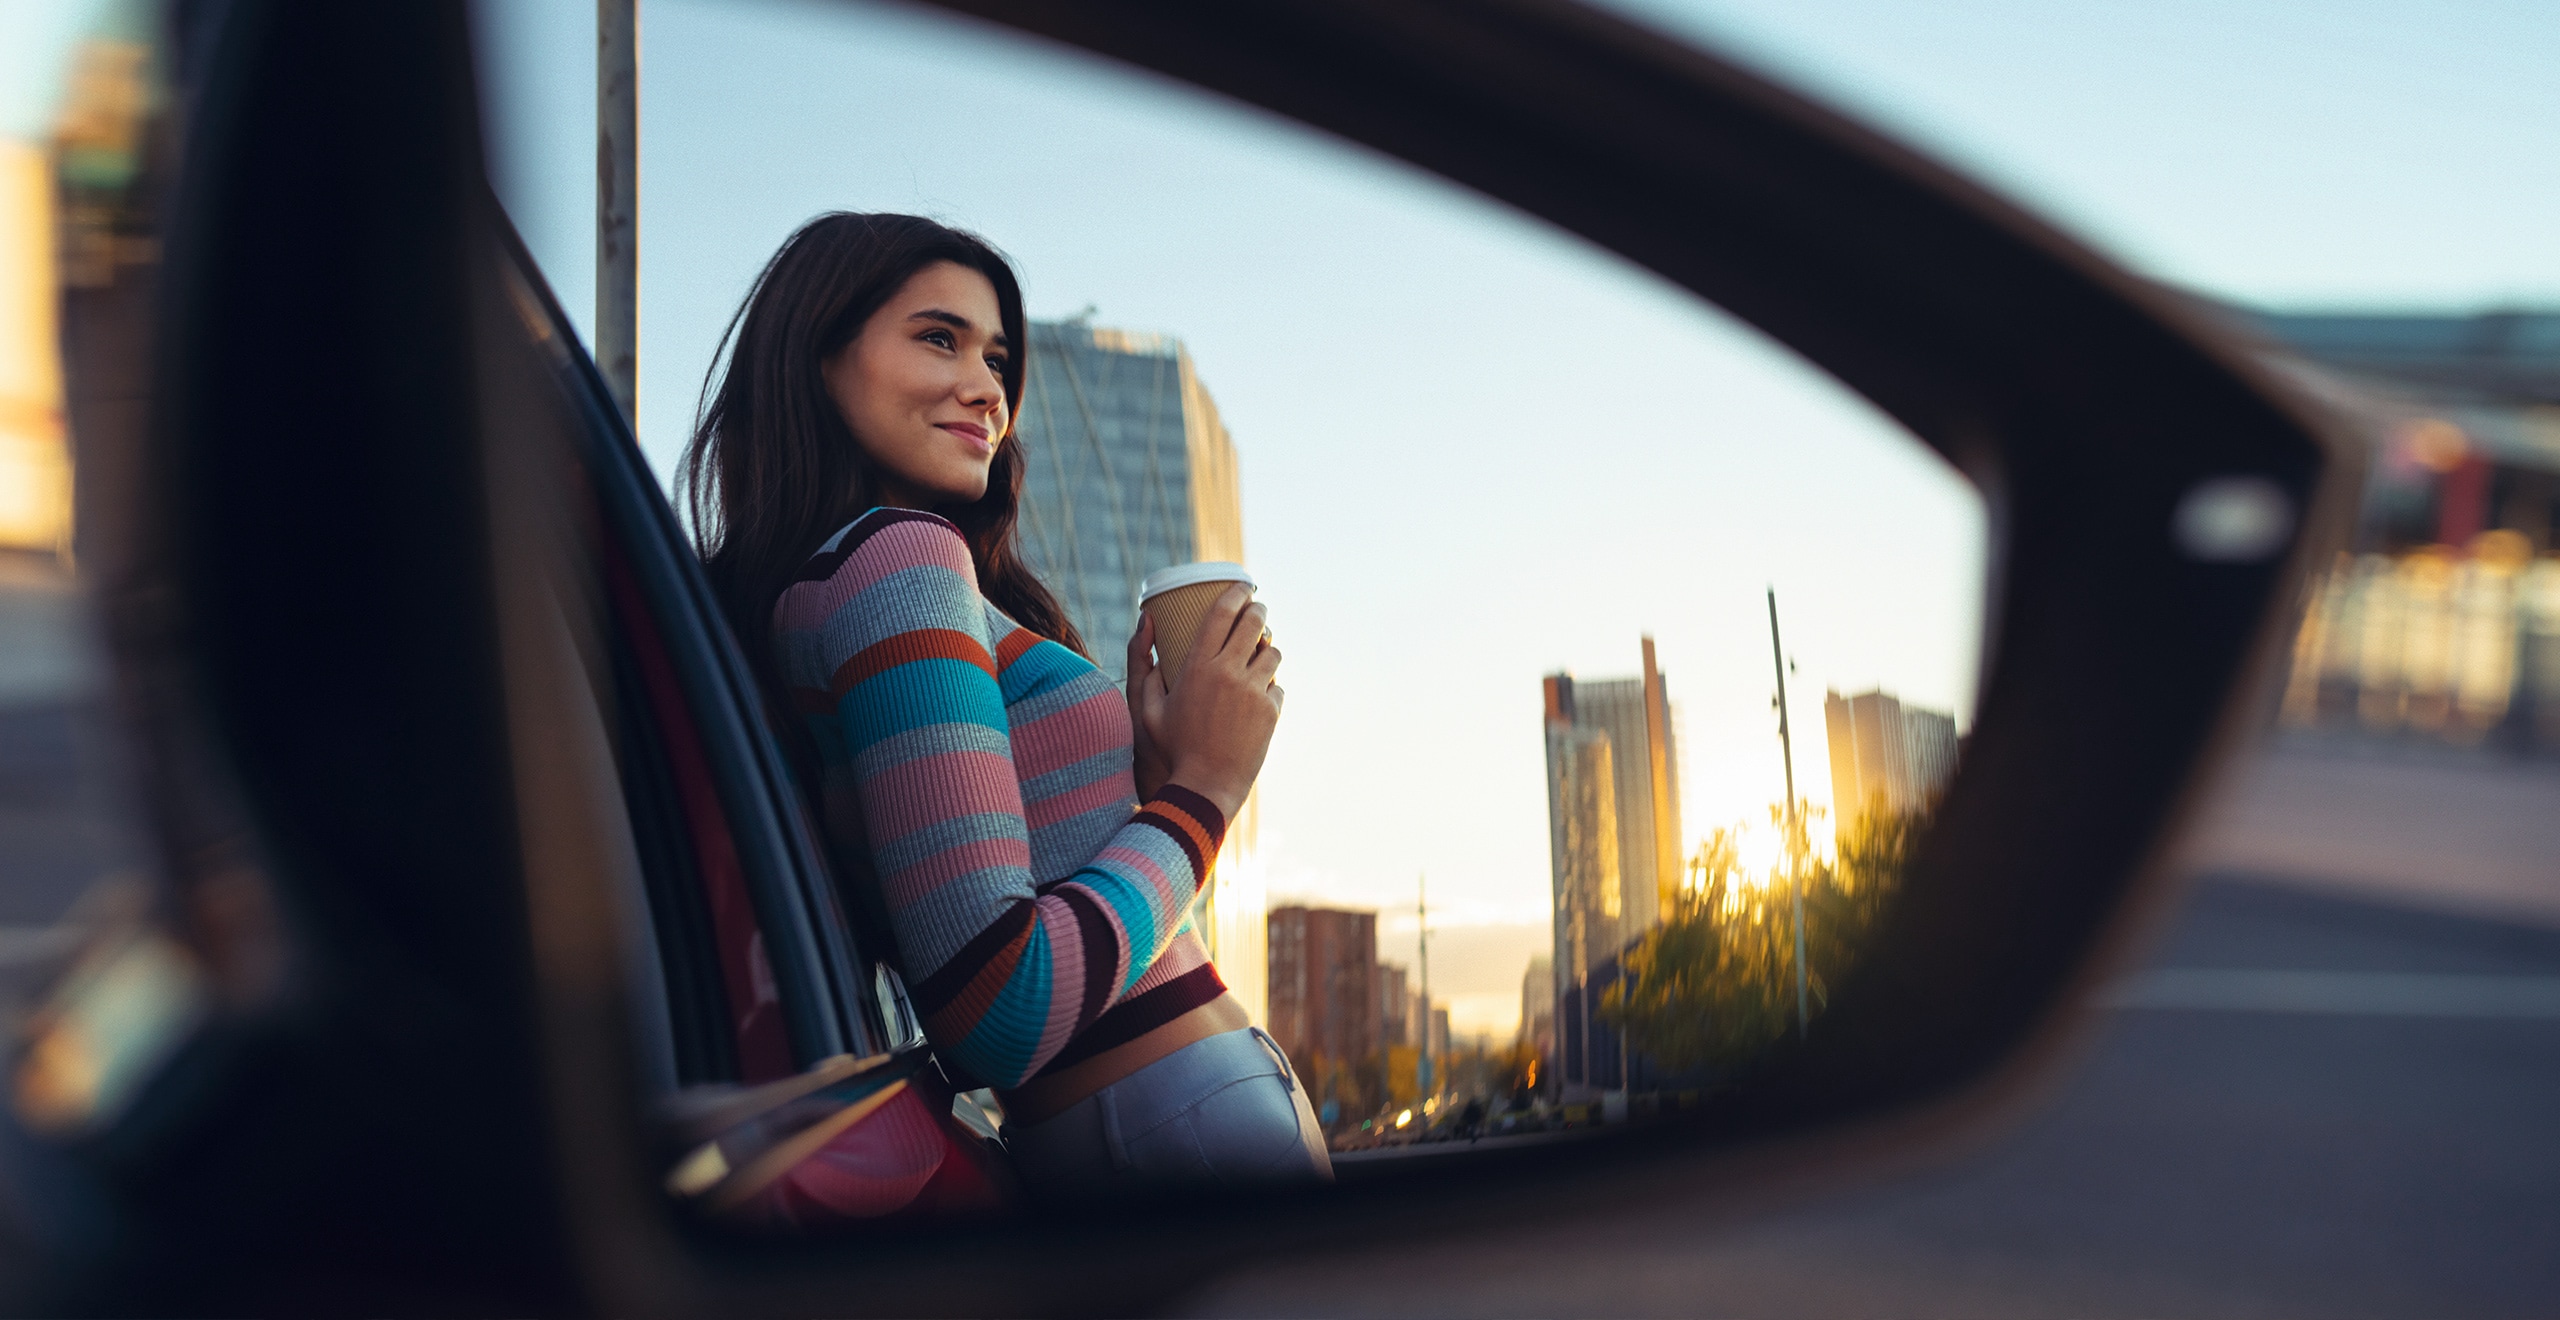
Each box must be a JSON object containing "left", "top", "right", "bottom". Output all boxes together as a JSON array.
[{"left": 1137, "top": 561, "right": 1255, "bottom": 604}]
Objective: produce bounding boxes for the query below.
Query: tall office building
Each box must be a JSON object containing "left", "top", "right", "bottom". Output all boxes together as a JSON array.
[
  {"left": 1542, "top": 639, "right": 1682, "bottom": 1094},
  {"left": 1824, "top": 688, "right": 1961, "bottom": 833},
  {"left": 1902, "top": 706, "right": 1960, "bottom": 807},
  {"left": 1545, "top": 707, "right": 1620, "bottom": 1096},
  {"left": 1265, "top": 906, "right": 1378, "bottom": 1080},
  {"left": 1014, "top": 319, "right": 1245, "bottom": 683},
  {"left": 1013, "top": 319, "right": 1263, "bottom": 1022}
]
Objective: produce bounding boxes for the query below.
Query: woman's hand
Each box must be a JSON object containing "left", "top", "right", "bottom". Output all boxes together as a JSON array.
[
  {"left": 1125, "top": 615, "right": 1174, "bottom": 801},
  {"left": 1123, "top": 585, "right": 1282, "bottom": 822}
]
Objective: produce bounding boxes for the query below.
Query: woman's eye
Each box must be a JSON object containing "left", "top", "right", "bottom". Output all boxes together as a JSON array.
[
  {"left": 922, "top": 329, "right": 955, "bottom": 349},
  {"left": 987, "top": 355, "right": 1009, "bottom": 374}
]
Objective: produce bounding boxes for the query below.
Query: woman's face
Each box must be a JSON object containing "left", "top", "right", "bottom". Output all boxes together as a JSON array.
[{"left": 824, "top": 260, "right": 1013, "bottom": 510}]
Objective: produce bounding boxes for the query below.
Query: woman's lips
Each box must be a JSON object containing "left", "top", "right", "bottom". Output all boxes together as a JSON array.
[{"left": 937, "top": 422, "right": 994, "bottom": 455}]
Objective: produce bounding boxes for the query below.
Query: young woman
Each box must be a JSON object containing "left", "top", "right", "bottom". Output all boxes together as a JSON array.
[{"left": 679, "top": 213, "right": 1331, "bottom": 1199}]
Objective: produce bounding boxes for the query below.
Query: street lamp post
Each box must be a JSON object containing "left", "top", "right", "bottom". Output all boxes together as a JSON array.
[
  {"left": 597, "top": 0, "right": 638, "bottom": 427},
  {"left": 1768, "top": 588, "right": 1808, "bottom": 1041}
]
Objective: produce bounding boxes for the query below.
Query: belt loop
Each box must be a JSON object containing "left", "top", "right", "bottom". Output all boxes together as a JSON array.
[{"left": 1249, "top": 1026, "right": 1297, "bottom": 1094}]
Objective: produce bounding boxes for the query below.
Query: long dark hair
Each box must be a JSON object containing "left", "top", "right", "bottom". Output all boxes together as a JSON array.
[{"left": 679, "top": 213, "right": 1088, "bottom": 708}]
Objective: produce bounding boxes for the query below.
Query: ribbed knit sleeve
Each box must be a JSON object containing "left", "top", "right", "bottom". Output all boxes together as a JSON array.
[{"left": 773, "top": 509, "right": 1228, "bottom": 1089}]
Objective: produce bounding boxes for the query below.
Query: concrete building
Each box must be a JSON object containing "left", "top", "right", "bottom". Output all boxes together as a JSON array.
[
  {"left": 1265, "top": 906, "right": 1378, "bottom": 1082},
  {"left": 1825, "top": 688, "right": 1961, "bottom": 834},
  {"left": 1377, "top": 962, "right": 1410, "bottom": 1048},
  {"left": 1013, "top": 318, "right": 1264, "bottom": 1022}
]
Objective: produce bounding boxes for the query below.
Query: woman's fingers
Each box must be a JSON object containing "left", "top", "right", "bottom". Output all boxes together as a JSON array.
[
  {"left": 1189, "top": 584, "right": 1247, "bottom": 655},
  {"left": 1127, "top": 612, "right": 1160, "bottom": 692},
  {"left": 1217, "top": 600, "right": 1270, "bottom": 664}
]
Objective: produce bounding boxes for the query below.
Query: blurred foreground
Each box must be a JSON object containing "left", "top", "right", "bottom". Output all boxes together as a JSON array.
[{"left": 1185, "top": 735, "right": 2560, "bottom": 1318}]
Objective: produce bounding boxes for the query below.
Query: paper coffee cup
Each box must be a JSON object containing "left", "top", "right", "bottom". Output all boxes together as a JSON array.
[{"left": 1138, "top": 562, "right": 1256, "bottom": 681}]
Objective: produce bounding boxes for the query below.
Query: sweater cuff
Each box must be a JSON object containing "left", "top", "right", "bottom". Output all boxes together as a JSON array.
[{"left": 1143, "top": 783, "right": 1230, "bottom": 875}]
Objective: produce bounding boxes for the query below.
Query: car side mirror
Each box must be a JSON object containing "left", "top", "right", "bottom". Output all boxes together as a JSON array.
[{"left": 16, "top": 0, "right": 2340, "bottom": 1311}]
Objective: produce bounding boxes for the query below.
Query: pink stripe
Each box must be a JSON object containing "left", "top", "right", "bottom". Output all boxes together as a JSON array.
[
  {"left": 1055, "top": 879, "right": 1136, "bottom": 996},
  {"left": 1128, "top": 931, "right": 1208, "bottom": 995},
  {"left": 1030, "top": 894, "right": 1086, "bottom": 1053},
  {"left": 859, "top": 748, "right": 1023, "bottom": 843},
  {"left": 1092, "top": 845, "right": 1183, "bottom": 928},
  {"left": 1024, "top": 774, "right": 1134, "bottom": 830},
  {"left": 1007, "top": 690, "right": 1131, "bottom": 776},
  {"left": 880, "top": 834, "right": 1034, "bottom": 909},
  {"left": 773, "top": 521, "right": 974, "bottom": 631}
]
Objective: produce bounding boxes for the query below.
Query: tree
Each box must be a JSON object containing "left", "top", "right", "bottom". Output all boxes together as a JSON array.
[{"left": 1599, "top": 806, "right": 1926, "bottom": 1075}]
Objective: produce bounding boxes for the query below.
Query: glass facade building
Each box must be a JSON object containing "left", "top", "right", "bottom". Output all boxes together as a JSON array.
[
  {"left": 1823, "top": 688, "right": 1960, "bottom": 835},
  {"left": 1014, "top": 320, "right": 1245, "bottom": 685},
  {"left": 1540, "top": 644, "right": 1682, "bottom": 1097}
]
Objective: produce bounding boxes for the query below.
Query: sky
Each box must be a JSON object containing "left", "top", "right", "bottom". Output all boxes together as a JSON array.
[{"left": 461, "top": 0, "right": 2557, "bottom": 1038}]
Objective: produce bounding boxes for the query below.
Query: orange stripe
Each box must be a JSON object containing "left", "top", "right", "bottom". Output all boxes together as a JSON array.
[
  {"left": 1147, "top": 801, "right": 1221, "bottom": 865},
  {"left": 994, "top": 628, "right": 1040, "bottom": 671},
  {"left": 924, "top": 922, "right": 1032, "bottom": 1042},
  {"left": 830, "top": 627, "right": 994, "bottom": 697}
]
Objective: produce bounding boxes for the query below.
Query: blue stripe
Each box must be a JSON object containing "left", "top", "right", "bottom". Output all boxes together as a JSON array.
[
  {"left": 1067, "top": 863, "right": 1163, "bottom": 994},
  {"left": 955, "top": 922, "right": 1054, "bottom": 1086},
  {"left": 840, "top": 658, "right": 1007, "bottom": 746},
  {"left": 999, "top": 639, "right": 1095, "bottom": 704}
]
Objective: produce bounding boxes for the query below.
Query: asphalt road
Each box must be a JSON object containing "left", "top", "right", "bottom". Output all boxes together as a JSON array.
[{"left": 1191, "top": 744, "right": 2560, "bottom": 1319}]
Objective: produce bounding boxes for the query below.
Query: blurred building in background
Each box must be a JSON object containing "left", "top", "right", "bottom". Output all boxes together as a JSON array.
[
  {"left": 1823, "top": 689, "right": 1960, "bottom": 835},
  {"left": 2233, "top": 309, "right": 2560, "bottom": 753},
  {"left": 1518, "top": 953, "right": 1554, "bottom": 1085},
  {"left": 1012, "top": 318, "right": 1265, "bottom": 1021},
  {"left": 1265, "top": 905, "right": 1378, "bottom": 1115},
  {"left": 1541, "top": 639, "right": 1683, "bottom": 1098},
  {"left": 1376, "top": 961, "right": 1409, "bottom": 1047}
]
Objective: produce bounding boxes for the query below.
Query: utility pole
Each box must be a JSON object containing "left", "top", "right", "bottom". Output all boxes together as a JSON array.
[
  {"left": 1768, "top": 588, "right": 1808, "bottom": 1040},
  {"left": 1416, "top": 875, "right": 1433, "bottom": 1099},
  {"left": 597, "top": 0, "right": 638, "bottom": 427}
]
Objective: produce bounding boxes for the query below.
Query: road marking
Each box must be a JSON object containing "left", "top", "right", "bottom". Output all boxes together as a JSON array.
[{"left": 2105, "top": 969, "right": 2560, "bottom": 1019}]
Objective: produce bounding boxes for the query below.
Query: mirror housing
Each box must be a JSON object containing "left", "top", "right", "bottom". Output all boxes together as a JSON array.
[{"left": 44, "top": 0, "right": 2344, "bottom": 1312}]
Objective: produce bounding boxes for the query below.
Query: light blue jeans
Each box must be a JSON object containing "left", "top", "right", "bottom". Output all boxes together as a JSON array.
[{"left": 1005, "top": 1027, "right": 1333, "bottom": 1200}]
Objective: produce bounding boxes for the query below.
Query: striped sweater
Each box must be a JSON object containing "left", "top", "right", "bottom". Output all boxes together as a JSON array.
[{"left": 775, "top": 508, "right": 1230, "bottom": 1091}]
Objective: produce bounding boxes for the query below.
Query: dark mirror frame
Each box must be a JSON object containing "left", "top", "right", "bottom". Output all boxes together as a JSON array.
[{"left": 48, "top": 0, "right": 2345, "bottom": 1312}]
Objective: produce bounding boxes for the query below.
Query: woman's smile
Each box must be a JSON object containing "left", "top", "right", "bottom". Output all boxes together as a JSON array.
[
  {"left": 824, "top": 259, "right": 1014, "bottom": 509},
  {"left": 936, "top": 420, "right": 995, "bottom": 456}
]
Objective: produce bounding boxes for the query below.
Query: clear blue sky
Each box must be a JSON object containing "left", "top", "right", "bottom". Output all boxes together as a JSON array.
[{"left": 472, "top": 0, "right": 2557, "bottom": 1034}]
